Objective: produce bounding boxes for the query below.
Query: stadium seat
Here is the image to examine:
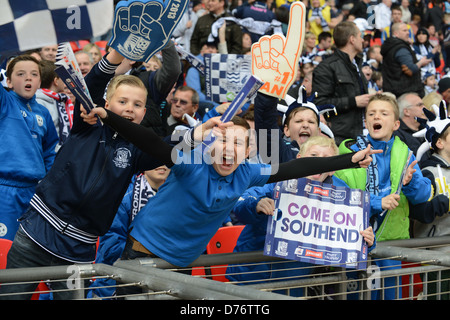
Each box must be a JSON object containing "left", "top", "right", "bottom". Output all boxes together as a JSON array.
[
  {"left": 205, "top": 225, "right": 245, "bottom": 282},
  {"left": 401, "top": 261, "right": 423, "bottom": 299},
  {"left": 0, "top": 239, "right": 12, "bottom": 269},
  {"left": 95, "top": 40, "right": 108, "bottom": 55}
]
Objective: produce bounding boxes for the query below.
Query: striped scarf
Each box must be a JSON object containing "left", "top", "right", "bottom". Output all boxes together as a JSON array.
[
  {"left": 310, "top": 5, "right": 330, "bottom": 31},
  {"left": 130, "top": 173, "right": 157, "bottom": 223},
  {"left": 41, "top": 89, "right": 74, "bottom": 145}
]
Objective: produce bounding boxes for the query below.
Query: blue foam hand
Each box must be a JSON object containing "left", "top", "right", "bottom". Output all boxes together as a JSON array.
[{"left": 108, "top": 0, "right": 188, "bottom": 62}]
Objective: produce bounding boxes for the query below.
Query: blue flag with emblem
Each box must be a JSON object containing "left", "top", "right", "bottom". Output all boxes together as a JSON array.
[
  {"left": 108, "top": 0, "right": 188, "bottom": 62},
  {"left": 204, "top": 53, "right": 253, "bottom": 103}
]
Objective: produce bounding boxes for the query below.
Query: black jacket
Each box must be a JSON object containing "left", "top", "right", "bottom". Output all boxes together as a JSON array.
[
  {"left": 31, "top": 58, "right": 162, "bottom": 239},
  {"left": 253, "top": 93, "right": 299, "bottom": 164},
  {"left": 312, "top": 49, "right": 368, "bottom": 145},
  {"left": 381, "top": 37, "right": 424, "bottom": 97},
  {"left": 190, "top": 11, "right": 243, "bottom": 55},
  {"left": 393, "top": 119, "right": 425, "bottom": 156}
]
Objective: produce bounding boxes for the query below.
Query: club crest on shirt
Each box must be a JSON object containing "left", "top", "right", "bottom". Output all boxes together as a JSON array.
[
  {"left": 36, "top": 115, "right": 44, "bottom": 127},
  {"left": 113, "top": 147, "right": 132, "bottom": 168}
]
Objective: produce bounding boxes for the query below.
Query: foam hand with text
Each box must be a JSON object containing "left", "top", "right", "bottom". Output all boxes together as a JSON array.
[
  {"left": 108, "top": 0, "right": 188, "bottom": 62},
  {"left": 251, "top": 2, "right": 306, "bottom": 99}
]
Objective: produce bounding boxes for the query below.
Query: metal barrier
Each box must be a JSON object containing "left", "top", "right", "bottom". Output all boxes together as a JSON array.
[{"left": 0, "top": 236, "right": 449, "bottom": 300}]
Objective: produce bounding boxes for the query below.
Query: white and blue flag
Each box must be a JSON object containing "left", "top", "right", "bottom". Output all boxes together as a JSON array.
[{"left": 0, "top": 0, "right": 114, "bottom": 56}]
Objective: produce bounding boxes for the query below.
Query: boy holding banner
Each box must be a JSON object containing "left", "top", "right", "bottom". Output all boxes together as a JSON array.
[
  {"left": 226, "top": 136, "right": 375, "bottom": 290},
  {"left": 334, "top": 93, "right": 432, "bottom": 299}
]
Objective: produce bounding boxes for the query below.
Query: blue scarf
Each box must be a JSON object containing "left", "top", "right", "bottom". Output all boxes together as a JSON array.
[{"left": 356, "top": 135, "right": 379, "bottom": 195}]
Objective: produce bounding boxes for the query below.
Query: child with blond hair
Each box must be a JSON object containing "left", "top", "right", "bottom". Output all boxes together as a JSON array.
[{"left": 226, "top": 135, "right": 375, "bottom": 291}]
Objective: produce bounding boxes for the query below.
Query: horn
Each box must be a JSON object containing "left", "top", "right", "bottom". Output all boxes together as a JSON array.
[
  {"left": 424, "top": 107, "right": 437, "bottom": 121},
  {"left": 284, "top": 94, "right": 296, "bottom": 106},
  {"left": 439, "top": 100, "right": 447, "bottom": 120},
  {"left": 415, "top": 142, "right": 431, "bottom": 162}
]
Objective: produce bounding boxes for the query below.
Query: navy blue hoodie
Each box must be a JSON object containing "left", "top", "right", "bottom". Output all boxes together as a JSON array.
[{"left": 21, "top": 56, "right": 163, "bottom": 262}]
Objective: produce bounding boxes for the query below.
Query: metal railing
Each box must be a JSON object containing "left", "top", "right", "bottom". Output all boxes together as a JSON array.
[{"left": 0, "top": 236, "right": 449, "bottom": 300}]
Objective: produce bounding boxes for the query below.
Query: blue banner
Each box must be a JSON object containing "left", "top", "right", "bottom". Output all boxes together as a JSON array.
[{"left": 265, "top": 179, "right": 370, "bottom": 270}]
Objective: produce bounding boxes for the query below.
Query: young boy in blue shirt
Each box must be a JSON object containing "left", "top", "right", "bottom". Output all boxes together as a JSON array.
[
  {"left": 0, "top": 55, "right": 58, "bottom": 241},
  {"left": 83, "top": 91, "right": 379, "bottom": 296},
  {"left": 334, "top": 93, "right": 432, "bottom": 300}
]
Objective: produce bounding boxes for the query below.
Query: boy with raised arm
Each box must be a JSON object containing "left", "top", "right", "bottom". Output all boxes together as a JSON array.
[
  {"left": 334, "top": 93, "right": 432, "bottom": 300},
  {"left": 0, "top": 49, "right": 169, "bottom": 300},
  {"left": 81, "top": 95, "right": 379, "bottom": 297}
]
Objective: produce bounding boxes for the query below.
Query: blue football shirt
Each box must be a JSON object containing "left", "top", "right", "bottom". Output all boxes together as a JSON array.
[{"left": 129, "top": 147, "right": 271, "bottom": 267}]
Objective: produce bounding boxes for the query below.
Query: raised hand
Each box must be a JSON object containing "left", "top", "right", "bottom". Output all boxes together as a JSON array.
[
  {"left": 109, "top": 0, "right": 188, "bottom": 62},
  {"left": 80, "top": 106, "right": 106, "bottom": 125},
  {"left": 251, "top": 2, "right": 306, "bottom": 99},
  {"left": 402, "top": 160, "right": 418, "bottom": 186}
]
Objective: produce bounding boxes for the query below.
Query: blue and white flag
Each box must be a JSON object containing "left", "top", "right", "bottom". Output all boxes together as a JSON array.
[
  {"left": 204, "top": 53, "right": 253, "bottom": 103},
  {"left": 0, "top": 0, "right": 114, "bottom": 56},
  {"left": 108, "top": 0, "right": 188, "bottom": 62},
  {"left": 265, "top": 179, "right": 370, "bottom": 270}
]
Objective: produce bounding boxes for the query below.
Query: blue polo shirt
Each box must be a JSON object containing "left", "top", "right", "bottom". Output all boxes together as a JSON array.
[{"left": 129, "top": 147, "right": 272, "bottom": 267}]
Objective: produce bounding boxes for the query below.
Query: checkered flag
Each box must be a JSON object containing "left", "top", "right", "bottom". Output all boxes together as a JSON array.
[
  {"left": 0, "top": 0, "right": 113, "bottom": 56},
  {"left": 203, "top": 53, "right": 253, "bottom": 103}
]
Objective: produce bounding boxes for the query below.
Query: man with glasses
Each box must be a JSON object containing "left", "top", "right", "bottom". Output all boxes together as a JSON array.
[
  {"left": 164, "top": 85, "right": 200, "bottom": 135},
  {"left": 394, "top": 92, "right": 427, "bottom": 155}
]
